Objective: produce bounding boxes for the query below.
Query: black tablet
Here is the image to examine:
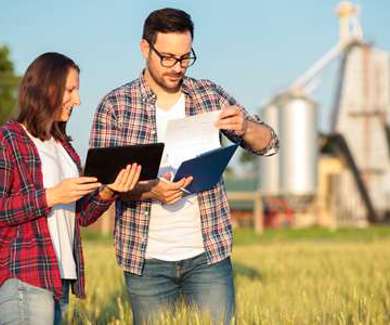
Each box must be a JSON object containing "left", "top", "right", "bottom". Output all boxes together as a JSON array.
[{"left": 84, "top": 143, "right": 164, "bottom": 184}]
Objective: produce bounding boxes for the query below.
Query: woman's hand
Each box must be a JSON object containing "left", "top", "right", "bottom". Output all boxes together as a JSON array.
[
  {"left": 99, "top": 163, "right": 142, "bottom": 200},
  {"left": 46, "top": 177, "right": 101, "bottom": 207}
]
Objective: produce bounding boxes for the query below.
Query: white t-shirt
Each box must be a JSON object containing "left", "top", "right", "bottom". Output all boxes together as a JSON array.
[
  {"left": 26, "top": 130, "right": 78, "bottom": 279},
  {"left": 145, "top": 93, "right": 205, "bottom": 261}
]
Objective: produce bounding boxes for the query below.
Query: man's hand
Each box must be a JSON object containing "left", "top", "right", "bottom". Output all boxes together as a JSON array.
[
  {"left": 215, "top": 105, "right": 248, "bottom": 136},
  {"left": 151, "top": 173, "right": 193, "bottom": 205},
  {"left": 215, "top": 105, "right": 273, "bottom": 152},
  {"left": 120, "top": 172, "right": 193, "bottom": 204}
]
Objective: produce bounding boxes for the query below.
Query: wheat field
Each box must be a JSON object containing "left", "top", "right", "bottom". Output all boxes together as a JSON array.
[{"left": 65, "top": 229, "right": 390, "bottom": 324}]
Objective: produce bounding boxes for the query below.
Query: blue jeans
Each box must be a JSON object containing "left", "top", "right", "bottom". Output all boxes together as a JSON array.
[
  {"left": 0, "top": 278, "right": 70, "bottom": 325},
  {"left": 54, "top": 280, "right": 70, "bottom": 325},
  {"left": 124, "top": 253, "right": 235, "bottom": 325}
]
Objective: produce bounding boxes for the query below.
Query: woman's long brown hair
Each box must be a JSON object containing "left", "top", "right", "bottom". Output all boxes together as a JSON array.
[{"left": 17, "top": 52, "right": 80, "bottom": 141}]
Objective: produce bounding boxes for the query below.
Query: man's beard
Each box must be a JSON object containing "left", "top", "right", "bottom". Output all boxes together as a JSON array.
[{"left": 148, "top": 65, "right": 183, "bottom": 93}]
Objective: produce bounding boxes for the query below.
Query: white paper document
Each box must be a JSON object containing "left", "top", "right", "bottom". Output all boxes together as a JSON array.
[{"left": 165, "top": 110, "right": 221, "bottom": 168}]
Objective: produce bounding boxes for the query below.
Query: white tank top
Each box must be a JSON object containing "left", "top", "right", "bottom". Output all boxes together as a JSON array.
[
  {"left": 145, "top": 94, "right": 205, "bottom": 261},
  {"left": 26, "top": 129, "right": 78, "bottom": 279}
]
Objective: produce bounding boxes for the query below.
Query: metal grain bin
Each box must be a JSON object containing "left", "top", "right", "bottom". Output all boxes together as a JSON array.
[
  {"left": 279, "top": 94, "right": 318, "bottom": 197},
  {"left": 258, "top": 104, "right": 280, "bottom": 196}
]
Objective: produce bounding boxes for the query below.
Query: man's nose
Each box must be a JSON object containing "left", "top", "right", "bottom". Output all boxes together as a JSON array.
[{"left": 172, "top": 60, "right": 183, "bottom": 73}]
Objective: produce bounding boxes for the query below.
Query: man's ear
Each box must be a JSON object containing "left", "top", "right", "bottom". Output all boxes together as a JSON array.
[{"left": 140, "top": 39, "right": 150, "bottom": 59}]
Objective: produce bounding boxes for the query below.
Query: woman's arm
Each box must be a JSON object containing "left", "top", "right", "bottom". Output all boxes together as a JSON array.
[
  {"left": 0, "top": 141, "right": 51, "bottom": 228},
  {"left": 76, "top": 188, "right": 116, "bottom": 227},
  {"left": 77, "top": 163, "right": 141, "bottom": 226}
]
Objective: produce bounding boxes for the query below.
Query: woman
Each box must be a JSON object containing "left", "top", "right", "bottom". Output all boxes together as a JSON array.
[{"left": 0, "top": 52, "right": 141, "bottom": 324}]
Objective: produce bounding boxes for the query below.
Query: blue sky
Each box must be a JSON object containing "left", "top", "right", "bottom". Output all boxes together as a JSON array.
[{"left": 1, "top": 0, "right": 389, "bottom": 161}]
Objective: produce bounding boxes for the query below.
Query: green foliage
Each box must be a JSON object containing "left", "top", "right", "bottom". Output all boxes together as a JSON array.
[
  {"left": 239, "top": 147, "right": 256, "bottom": 164},
  {"left": 0, "top": 46, "right": 20, "bottom": 125},
  {"left": 239, "top": 146, "right": 258, "bottom": 166}
]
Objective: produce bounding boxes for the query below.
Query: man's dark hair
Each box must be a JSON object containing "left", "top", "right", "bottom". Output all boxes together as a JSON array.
[{"left": 143, "top": 8, "right": 194, "bottom": 44}]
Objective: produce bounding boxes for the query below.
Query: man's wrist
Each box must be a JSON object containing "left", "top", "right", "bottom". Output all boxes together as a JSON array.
[{"left": 242, "top": 117, "right": 249, "bottom": 137}]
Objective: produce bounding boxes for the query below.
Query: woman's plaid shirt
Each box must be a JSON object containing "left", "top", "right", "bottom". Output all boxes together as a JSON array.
[
  {"left": 89, "top": 73, "right": 279, "bottom": 274},
  {"left": 0, "top": 121, "right": 114, "bottom": 299}
]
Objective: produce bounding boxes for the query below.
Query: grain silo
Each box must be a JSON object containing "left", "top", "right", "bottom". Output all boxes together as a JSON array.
[
  {"left": 259, "top": 93, "right": 318, "bottom": 210},
  {"left": 257, "top": 1, "right": 390, "bottom": 226},
  {"left": 258, "top": 104, "right": 280, "bottom": 196}
]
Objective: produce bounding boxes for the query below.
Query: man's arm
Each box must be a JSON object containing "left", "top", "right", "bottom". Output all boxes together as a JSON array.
[
  {"left": 214, "top": 84, "right": 279, "bottom": 156},
  {"left": 243, "top": 118, "right": 272, "bottom": 152},
  {"left": 216, "top": 106, "right": 277, "bottom": 154},
  {"left": 89, "top": 96, "right": 123, "bottom": 149}
]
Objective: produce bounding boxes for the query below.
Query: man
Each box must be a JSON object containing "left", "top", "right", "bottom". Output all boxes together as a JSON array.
[{"left": 90, "top": 8, "right": 278, "bottom": 324}]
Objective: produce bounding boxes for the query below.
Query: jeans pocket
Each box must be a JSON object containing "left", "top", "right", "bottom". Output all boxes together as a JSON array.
[
  {"left": 0, "top": 278, "right": 19, "bottom": 300},
  {"left": 0, "top": 278, "right": 55, "bottom": 325},
  {"left": 21, "top": 281, "right": 53, "bottom": 296},
  {"left": 213, "top": 257, "right": 233, "bottom": 276},
  {"left": 0, "top": 279, "right": 23, "bottom": 324}
]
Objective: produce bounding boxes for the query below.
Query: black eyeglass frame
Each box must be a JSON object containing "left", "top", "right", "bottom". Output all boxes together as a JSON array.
[{"left": 148, "top": 42, "right": 197, "bottom": 68}]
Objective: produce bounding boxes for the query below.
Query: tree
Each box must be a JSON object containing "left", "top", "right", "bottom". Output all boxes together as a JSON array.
[
  {"left": 239, "top": 148, "right": 259, "bottom": 175},
  {"left": 0, "top": 46, "right": 20, "bottom": 125}
]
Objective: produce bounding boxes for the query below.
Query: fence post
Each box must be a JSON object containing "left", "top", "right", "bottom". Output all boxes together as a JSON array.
[{"left": 254, "top": 192, "right": 264, "bottom": 233}]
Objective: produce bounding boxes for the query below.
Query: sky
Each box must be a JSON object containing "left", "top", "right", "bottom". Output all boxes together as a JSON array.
[{"left": 1, "top": 0, "right": 389, "bottom": 164}]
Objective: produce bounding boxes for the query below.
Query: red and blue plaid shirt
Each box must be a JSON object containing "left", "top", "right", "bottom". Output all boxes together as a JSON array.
[
  {"left": 90, "top": 73, "right": 279, "bottom": 274},
  {"left": 0, "top": 121, "right": 114, "bottom": 299}
]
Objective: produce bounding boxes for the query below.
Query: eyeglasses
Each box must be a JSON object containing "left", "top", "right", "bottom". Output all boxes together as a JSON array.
[{"left": 148, "top": 42, "right": 197, "bottom": 68}]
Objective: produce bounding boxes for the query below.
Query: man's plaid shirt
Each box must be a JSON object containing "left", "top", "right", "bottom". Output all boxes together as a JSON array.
[
  {"left": 90, "top": 73, "right": 279, "bottom": 275},
  {"left": 0, "top": 121, "right": 114, "bottom": 299}
]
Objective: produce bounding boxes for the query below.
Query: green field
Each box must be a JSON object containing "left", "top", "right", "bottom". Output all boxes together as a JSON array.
[{"left": 66, "top": 227, "right": 390, "bottom": 324}]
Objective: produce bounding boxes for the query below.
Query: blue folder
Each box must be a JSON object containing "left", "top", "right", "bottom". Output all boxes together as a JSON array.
[{"left": 173, "top": 144, "right": 239, "bottom": 194}]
